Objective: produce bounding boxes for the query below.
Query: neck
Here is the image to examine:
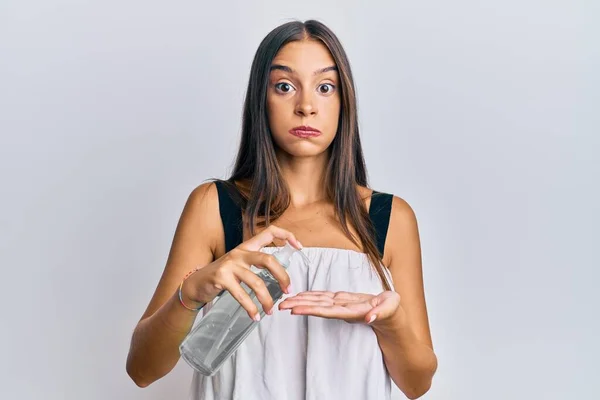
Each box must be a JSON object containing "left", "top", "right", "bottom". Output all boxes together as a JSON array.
[{"left": 276, "top": 150, "right": 329, "bottom": 208}]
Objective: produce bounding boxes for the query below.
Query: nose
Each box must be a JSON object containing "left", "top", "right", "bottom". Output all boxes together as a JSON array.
[{"left": 294, "top": 91, "right": 318, "bottom": 117}]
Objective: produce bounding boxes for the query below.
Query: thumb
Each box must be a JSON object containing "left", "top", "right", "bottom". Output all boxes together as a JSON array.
[
  {"left": 239, "top": 224, "right": 303, "bottom": 252},
  {"left": 364, "top": 291, "right": 400, "bottom": 324}
]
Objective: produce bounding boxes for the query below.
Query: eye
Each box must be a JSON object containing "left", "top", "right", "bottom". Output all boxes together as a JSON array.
[
  {"left": 275, "top": 82, "right": 295, "bottom": 93},
  {"left": 318, "top": 83, "right": 335, "bottom": 94}
]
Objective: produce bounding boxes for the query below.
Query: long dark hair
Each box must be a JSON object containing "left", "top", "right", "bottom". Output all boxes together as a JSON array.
[{"left": 222, "top": 20, "right": 390, "bottom": 290}]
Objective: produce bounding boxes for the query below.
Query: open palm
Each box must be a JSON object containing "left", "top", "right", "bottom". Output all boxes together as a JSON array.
[{"left": 278, "top": 290, "right": 400, "bottom": 324}]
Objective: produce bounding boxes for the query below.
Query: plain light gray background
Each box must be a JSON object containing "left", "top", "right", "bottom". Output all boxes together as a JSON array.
[{"left": 1, "top": 1, "right": 597, "bottom": 399}]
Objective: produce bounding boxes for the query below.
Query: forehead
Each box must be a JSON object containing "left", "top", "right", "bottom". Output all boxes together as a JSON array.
[{"left": 272, "top": 40, "right": 337, "bottom": 73}]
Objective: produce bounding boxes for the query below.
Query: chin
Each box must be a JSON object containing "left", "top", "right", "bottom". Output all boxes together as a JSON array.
[
  {"left": 278, "top": 144, "right": 329, "bottom": 158},
  {"left": 274, "top": 135, "right": 334, "bottom": 158}
]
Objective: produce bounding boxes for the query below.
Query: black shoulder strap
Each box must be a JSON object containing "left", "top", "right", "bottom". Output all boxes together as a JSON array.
[
  {"left": 369, "top": 190, "right": 394, "bottom": 258},
  {"left": 214, "top": 180, "right": 244, "bottom": 252}
]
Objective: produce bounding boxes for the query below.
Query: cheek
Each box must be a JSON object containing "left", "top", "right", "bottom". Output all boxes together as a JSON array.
[
  {"left": 267, "top": 96, "right": 287, "bottom": 126},
  {"left": 323, "top": 97, "right": 341, "bottom": 130},
  {"left": 267, "top": 98, "right": 291, "bottom": 147},
  {"left": 266, "top": 97, "right": 279, "bottom": 130}
]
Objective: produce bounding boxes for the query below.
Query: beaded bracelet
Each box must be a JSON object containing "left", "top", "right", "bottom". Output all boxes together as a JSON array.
[{"left": 178, "top": 267, "right": 205, "bottom": 312}]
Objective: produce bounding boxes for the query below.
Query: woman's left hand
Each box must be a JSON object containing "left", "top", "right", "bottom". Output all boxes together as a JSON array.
[{"left": 278, "top": 290, "right": 401, "bottom": 325}]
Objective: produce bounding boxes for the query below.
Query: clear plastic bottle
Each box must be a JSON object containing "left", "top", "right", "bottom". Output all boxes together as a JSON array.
[{"left": 179, "top": 242, "right": 305, "bottom": 376}]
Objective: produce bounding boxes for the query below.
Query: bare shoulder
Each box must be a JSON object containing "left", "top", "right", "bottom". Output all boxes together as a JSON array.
[
  {"left": 185, "top": 181, "right": 219, "bottom": 216},
  {"left": 179, "top": 181, "right": 223, "bottom": 252},
  {"left": 365, "top": 191, "right": 420, "bottom": 266},
  {"left": 389, "top": 195, "right": 418, "bottom": 227},
  {"left": 385, "top": 194, "right": 421, "bottom": 270}
]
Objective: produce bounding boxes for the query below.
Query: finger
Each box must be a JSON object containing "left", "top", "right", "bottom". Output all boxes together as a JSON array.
[
  {"left": 365, "top": 292, "right": 401, "bottom": 324},
  {"left": 285, "top": 293, "right": 334, "bottom": 302},
  {"left": 244, "top": 251, "right": 291, "bottom": 293},
  {"left": 279, "top": 298, "right": 334, "bottom": 310},
  {"left": 293, "top": 291, "right": 372, "bottom": 303},
  {"left": 234, "top": 266, "right": 275, "bottom": 315},
  {"left": 221, "top": 278, "right": 262, "bottom": 321},
  {"left": 239, "top": 225, "right": 303, "bottom": 252},
  {"left": 289, "top": 305, "right": 360, "bottom": 320}
]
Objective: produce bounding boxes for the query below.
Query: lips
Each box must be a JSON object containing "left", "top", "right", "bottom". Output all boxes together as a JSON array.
[{"left": 289, "top": 126, "right": 322, "bottom": 138}]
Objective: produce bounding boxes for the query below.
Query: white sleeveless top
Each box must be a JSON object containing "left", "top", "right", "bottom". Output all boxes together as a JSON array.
[{"left": 188, "top": 246, "right": 394, "bottom": 400}]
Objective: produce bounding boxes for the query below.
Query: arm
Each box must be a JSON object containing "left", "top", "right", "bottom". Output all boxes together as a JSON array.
[
  {"left": 126, "top": 182, "right": 301, "bottom": 388},
  {"left": 371, "top": 196, "right": 438, "bottom": 399},
  {"left": 126, "top": 182, "right": 220, "bottom": 387}
]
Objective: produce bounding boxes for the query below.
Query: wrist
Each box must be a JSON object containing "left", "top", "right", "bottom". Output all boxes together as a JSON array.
[
  {"left": 371, "top": 306, "right": 424, "bottom": 356},
  {"left": 178, "top": 270, "right": 205, "bottom": 312},
  {"left": 371, "top": 304, "right": 408, "bottom": 334}
]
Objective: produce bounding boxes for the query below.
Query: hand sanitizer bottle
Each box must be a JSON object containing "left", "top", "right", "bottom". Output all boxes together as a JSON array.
[{"left": 179, "top": 242, "right": 304, "bottom": 376}]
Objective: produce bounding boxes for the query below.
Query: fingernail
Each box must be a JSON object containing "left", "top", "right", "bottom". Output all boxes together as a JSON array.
[
  {"left": 368, "top": 315, "right": 376, "bottom": 324},
  {"left": 266, "top": 308, "right": 273, "bottom": 315},
  {"left": 286, "top": 285, "right": 292, "bottom": 294},
  {"left": 254, "top": 313, "right": 261, "bottom": 322},
  {"left": 297, "top": 241, "right": 303, "bottom": 249}
]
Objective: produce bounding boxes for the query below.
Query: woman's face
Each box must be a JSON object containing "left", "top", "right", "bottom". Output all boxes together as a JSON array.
[{"left": 267, "top": 39, "right": 341, "bottom": 158}]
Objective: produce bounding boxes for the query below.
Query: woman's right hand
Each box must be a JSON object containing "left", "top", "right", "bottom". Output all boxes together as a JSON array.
[{"left": 180, "top": 225, "right": 303, "bottom": 320}]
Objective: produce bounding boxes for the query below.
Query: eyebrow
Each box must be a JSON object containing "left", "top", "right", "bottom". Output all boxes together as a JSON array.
[{"left": 270, "top": 64, "right": 338, "bottom": 76}]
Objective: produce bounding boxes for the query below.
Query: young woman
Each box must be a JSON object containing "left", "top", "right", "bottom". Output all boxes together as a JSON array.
[{"left": 126, "top": 19, "right": 437, "bottom": 400}]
